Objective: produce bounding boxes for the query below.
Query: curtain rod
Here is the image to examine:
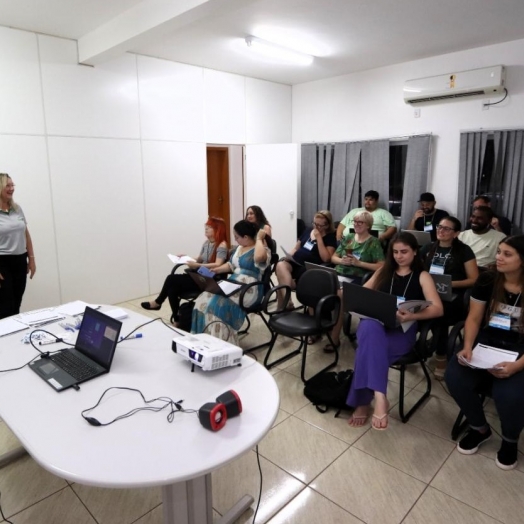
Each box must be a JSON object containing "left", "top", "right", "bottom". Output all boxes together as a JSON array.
[
  {"left": 301, "top": 132, "right": 433, "bottom": 145},
  {"left": 460, "top": 126, "right": 524, "bottom": 133}
]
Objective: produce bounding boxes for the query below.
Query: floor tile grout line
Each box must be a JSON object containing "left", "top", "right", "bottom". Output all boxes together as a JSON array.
[
  {"left": 69, "top": 484, "right": 101, "bottom": 524},
  {"left": 128, "top": 501, "right": 163, "bottom": 524}
]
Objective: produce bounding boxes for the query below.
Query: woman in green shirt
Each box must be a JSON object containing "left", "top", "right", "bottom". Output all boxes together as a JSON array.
[{"left": 326, "top": 211, "right": 385, "bottom": 351}]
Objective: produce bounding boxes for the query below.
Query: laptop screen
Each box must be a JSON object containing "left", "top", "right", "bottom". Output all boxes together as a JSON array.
[{"left": 75, "top": 307, "right": 122, "bottom": 368}]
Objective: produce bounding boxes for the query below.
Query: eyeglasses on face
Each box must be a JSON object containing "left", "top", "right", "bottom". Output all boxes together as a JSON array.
[
  {"left": 436, "top": 225, "right": 455, "bottom": 232},
  {"left": 312, "top": 222, "right": 328, "bottom": 228},
  {"left": 353, "top": 220, "right": 366, "bottom": 226}
]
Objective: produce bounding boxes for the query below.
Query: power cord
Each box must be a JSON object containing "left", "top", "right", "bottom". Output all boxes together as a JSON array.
[
  {"left": 0, "top": 490, "right": 14, "bottom": 524},
  {"left": 252, "top": 445, "right": 263, "bottom": 524},
  {"left": 484, "top": 88, "right": 508, "bottom": 106},
  {"left": 81, "top": 386, "right": 197, "bottom": 426},
  {"left": 203, "top": 320, "right": 231, "bottom": 341}
]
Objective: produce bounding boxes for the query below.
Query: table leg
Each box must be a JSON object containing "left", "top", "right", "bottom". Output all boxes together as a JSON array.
[
  {"left": 0, "top": 446, "right": 27, "bottom": 469},
  {"left": 162, "top": 474, "right": 254, "bottom": 524}
]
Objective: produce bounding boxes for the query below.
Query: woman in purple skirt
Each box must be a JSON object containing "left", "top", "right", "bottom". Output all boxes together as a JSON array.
[{"left": 347, "top": 232, "right": 443, "bottom": 430}]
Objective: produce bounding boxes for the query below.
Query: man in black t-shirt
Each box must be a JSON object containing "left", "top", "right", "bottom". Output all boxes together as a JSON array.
[{"left": 407, "top": 192, "right": 449, "bottom": 241}]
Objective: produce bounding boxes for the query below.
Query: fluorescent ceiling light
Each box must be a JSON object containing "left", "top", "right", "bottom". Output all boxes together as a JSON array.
[{"left": 245, "top": 35, "right": 314, "bottom": 66}]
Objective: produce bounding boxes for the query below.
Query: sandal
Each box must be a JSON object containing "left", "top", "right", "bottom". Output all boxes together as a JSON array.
[
  {"left": 434, "top": 357, "right": 447, "bottom": 381},
  {"left": 371, "top": 413, "right": 389, "bottom": 431},
  {"left": 323, "top": 341, "right": 340, "bottom": 353},
  {"left": 348, "top": 414, "right": 369, "bottom": 428}
]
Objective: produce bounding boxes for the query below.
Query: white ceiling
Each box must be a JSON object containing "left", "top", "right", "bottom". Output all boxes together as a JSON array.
[{"left": 2, "top": 0, "right": 524, "bottom": 85}]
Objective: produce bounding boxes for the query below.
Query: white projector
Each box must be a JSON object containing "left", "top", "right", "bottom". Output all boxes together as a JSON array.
[{"left": 172, "top": 333, "right": 243, "bottom": 371}]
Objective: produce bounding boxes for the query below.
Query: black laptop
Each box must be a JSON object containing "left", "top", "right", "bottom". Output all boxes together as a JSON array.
[
  {"left": 342, "top": 282, "right": 398, "bottom": 328},
  {"left": 188, "top": 272, "right": 243, "bottom": 297},
  {"left": 29, "top": 307, "right": 122, "bottom": 391}
]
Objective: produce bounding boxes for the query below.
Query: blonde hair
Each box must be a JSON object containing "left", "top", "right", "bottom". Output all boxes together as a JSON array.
[
  {"left": 314, "top": 210, "right": 335, "bottom": 233},
  {"left": 353, "top": 210, "right": 374, "bottom": 230},
  {"left": 0, "top": 173, "right": 17, "bottom": 211}
]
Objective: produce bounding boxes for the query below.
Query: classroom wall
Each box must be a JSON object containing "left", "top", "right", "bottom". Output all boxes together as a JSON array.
[
  {"left": 292, "top": 38, "right": 524, "bottom": 218},
  {"left": 0, "top": 26, "right": 292, "bottom": 310}
]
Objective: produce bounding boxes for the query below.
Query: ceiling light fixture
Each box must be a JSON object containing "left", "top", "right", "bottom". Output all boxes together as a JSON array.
[{"left": 245, "top": 35, "right": 314, "bottom": 66}]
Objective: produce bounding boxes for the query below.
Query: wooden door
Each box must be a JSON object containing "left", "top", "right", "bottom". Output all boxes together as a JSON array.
[{"left": 206, "top": 147, "right": 230, "bottom": 234}]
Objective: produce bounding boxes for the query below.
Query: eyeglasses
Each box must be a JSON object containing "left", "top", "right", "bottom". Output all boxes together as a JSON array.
[
  {"left": 353, "top": 220, "right": 366, "bottom": 226},
  {"left": 313, "top": 222, "right": 328, "bottom": 229},
  {"left": 436, "top": 225, "right": 455, "bottom": 232}
]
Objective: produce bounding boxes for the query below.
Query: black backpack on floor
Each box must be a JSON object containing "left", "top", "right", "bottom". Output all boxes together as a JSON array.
[
  {"left": 303, "top": 369, "right": 354, "bottom": 417},
  {"left": 177, "top": 302, "right": 195, "bottom": 332}
]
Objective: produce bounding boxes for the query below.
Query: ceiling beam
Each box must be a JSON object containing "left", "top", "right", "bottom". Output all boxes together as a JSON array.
[{"left": 78, "top": 0, "right": 252, "bottom": 65}]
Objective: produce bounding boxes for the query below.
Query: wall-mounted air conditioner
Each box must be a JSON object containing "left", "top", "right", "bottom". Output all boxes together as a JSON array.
[{"left": 404, "top": 65, "right": 505, "bottom": 104}]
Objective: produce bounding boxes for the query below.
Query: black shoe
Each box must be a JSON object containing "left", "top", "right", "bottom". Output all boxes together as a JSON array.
[
  {"left": 457, "top": 427, "right": 492, "bottom": 455},
  {"left": 496, "top": 440, "right": 518, "bottom": 470},
  {"left": 141, "top": 301, "right": 160, "bottom": 311}
]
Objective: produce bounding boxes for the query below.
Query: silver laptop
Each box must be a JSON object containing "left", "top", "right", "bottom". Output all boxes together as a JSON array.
[
  {"left": 430, "top": 273, "right": 458, "bottom": 302},
  {"left": 304, "top": 262, "right": 353, "bottom": 289},
  {"left": 402, "top": 229, "right": 431, "bottom": 246}
]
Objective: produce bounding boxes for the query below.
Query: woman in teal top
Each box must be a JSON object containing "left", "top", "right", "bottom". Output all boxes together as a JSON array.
[{"left": 326, "top": 211, "right": 385, "bottom": 351}]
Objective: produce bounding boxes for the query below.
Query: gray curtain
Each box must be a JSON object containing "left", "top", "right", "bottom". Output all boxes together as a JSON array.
[
  {"left": 301, "top": 144, "right": 318, "bottom": 223},
  {"left": 457, "top": 131, "right": 489, "bottom": 226},
  {"left": 361, "top": 140, "right": 389, "bottom": 209},
  {"left": 495, "top": 130, "right": 524, "bottom": 234},
  {"left": 400, "top": 135, "right": 432, "bottom": 229}
]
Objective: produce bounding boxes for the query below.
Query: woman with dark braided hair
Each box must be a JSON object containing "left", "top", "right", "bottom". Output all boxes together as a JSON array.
[{"left": 446, "top": 235, "right": 524, "bottom": 470}]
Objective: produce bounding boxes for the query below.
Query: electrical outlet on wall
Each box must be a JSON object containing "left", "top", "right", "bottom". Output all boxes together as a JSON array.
[
  {"left": 414, "top": 108, "right": 421, "bottom": 118},
  {"left": 482, "top": 99, "right": 490, "bottom": 110}
]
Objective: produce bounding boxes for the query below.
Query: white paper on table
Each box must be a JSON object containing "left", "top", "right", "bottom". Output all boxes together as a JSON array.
[
  {"left": 459, "top": 343, "right": 519, "bottom": 369},
  {"left": 0, "top": 318, "right": 29, "bottom": 337},
  {"left": 55, "top": 300, "right": 100, "bottom": 317},
  {"left": 17, "top": 308, "right": 64, "bottom": 326},
  {"left": 168, "top": 254, "right": 195, "bottom": 265},
  {"left": 104, "top": 308, "right": 129, "bottom": 320}
]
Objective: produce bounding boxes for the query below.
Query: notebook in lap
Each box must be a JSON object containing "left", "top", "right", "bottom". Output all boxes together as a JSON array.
[
  {"left": 402, "top": 230, "right": 431, "bottom": 246},
  {"left": 188, "top": 272, "right": 243, "bottom": 297},
  {"left": 280, "top": 245, "right": 303, "bottom": 266},
  {"left": 430, "top": 273, "right": 458, "bottom": 302},
  {"left": 342, "top": 282, "right": 398, "bottom": 328},
  {"left": 304, "top": 262, "right": 353, "bottom": 289},
  {"left": 29, "top": 307, "right": 122, "bottom": 391}
]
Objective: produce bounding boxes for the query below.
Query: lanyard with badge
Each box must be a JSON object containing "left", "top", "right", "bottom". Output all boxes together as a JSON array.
[
  {"left": 429, "top": 246, "right": 449, "bottom": 275},
  {"left": 390, "top": 272, "right": 413, "bottom": 307},
  {"left": 489, "top": 293, "right": 521, "bottom": 331}
]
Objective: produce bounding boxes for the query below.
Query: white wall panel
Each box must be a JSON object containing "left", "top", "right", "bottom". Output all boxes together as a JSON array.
[
  {"left": 246, "top": 78, "right": 292, "bottom": 144},
  {"left": 141, "top": 141, "right": 207, "bottom": 293},
  {"left": 0, "top": 135, "right": 60, "bottom": 311},
  {"left": 137, "top": 56, "right": 205, "bottom": 142},
  {"left": 245, "top": 144, "right": 299, "bottom": 250},
  {"left": 39, "top": 35, "right": 140, "bottom": 139},
  {"left": 0, "top": 27, "right": 45, "bottom": 135},
  {"left": 204, "top": 70, "right": 246, "bottom": 144},
  {"left": 48, "top": 137, "right": 148, "bottom": 304}
]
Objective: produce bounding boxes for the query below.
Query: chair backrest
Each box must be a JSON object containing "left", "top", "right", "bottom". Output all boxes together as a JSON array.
[{"left": 296, "top": 269, "right": 338, "bottom": 309}]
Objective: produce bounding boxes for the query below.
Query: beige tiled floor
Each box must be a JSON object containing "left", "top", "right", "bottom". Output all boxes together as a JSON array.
[{"left": 1, "top": 295, "right": 523, "bottom": 523}]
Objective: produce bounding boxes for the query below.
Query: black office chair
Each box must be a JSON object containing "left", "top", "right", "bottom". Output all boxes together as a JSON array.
[
  {"left": 169, "top": 263, "right": 201, "bottom": 324},
  {"left": 262, "top": 269, "right": 340, "bottom": 382}
]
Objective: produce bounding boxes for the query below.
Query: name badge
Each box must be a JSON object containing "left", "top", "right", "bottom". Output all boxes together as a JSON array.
[
  {"left": 396, "top": 296, "right": 406, "bottom": 307},
  {"left": 488, "top": 313, "right": 511, "bottom": 331},
  {"left": 424, "top": 224, "right": 434, "bottom": 232},
  {"left": 304, "top": 240, "right": 315, "bottom": 251},
  {"left": 429, "top": 264, "right": 445, "bottom": 275}
]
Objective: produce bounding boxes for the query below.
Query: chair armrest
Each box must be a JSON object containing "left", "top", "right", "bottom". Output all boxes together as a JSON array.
[
  {"left": 262, "top": 285, "right": 291, "bottom": 315},
  {"left": 314, "top": 294, "right": 341, "bottom": 329},
  {"left": 414, "top": 319, "right": 437, "bottom": 359},
  {"left": 447, "top": 320, "right": 465, "bottom": 360},
  {"left": 171, "top": 263, "right": 189, "bottom": 275},
  {"left": 238, "top": 280, "right": 264, "bottom": 309}
]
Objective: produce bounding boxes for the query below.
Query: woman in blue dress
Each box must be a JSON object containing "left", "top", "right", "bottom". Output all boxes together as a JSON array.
[{"left": 191, "top": 220, "right": 270, "bottom": 345}]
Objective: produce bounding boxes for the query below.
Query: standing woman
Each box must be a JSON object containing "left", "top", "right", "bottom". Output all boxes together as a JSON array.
[
  {"left": 0, "top": 173, "right": 36, "bottom": 319},
  {"left": 420, "top": 216, "right": 478, "bottom": 378},
  {"left": 347, "top": 232, "right": 443, "bottom": 430},
  {"left": 141, "top": 217, "right": 228, "bottom": 324},
  {"left": 245, "top": 205, "right": 272, "bottom": 236},
  {"left": 446, "top": 236, "right": 524, "bottom": 470}
]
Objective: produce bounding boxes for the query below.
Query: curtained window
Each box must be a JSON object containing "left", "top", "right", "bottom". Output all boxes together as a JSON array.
[
  {"left": 458, "top": 130, "right": 524, "bottom": 234},
  {"left": 301, "top": 135, "right": 431, "bottom": 227}
]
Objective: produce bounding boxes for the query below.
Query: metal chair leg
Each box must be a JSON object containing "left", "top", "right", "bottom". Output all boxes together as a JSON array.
[
  {"left": 398, "top": 360, "right": 432, "bottom": 423},
  {"left": 264, "top": 333, "right": 303, "bottom": 369},
  {"left": 300, "top": 333, "right": 339, "bottom": 383}
]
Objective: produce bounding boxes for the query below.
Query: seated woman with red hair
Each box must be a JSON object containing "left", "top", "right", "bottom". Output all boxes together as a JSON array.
[{"left": 141, "top": 217, "right": 228, "bottom": 325}]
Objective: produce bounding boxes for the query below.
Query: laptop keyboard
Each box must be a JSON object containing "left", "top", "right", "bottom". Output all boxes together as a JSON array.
[{"left": 50, "top": 351, "right": 99, "bottom": 381}]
